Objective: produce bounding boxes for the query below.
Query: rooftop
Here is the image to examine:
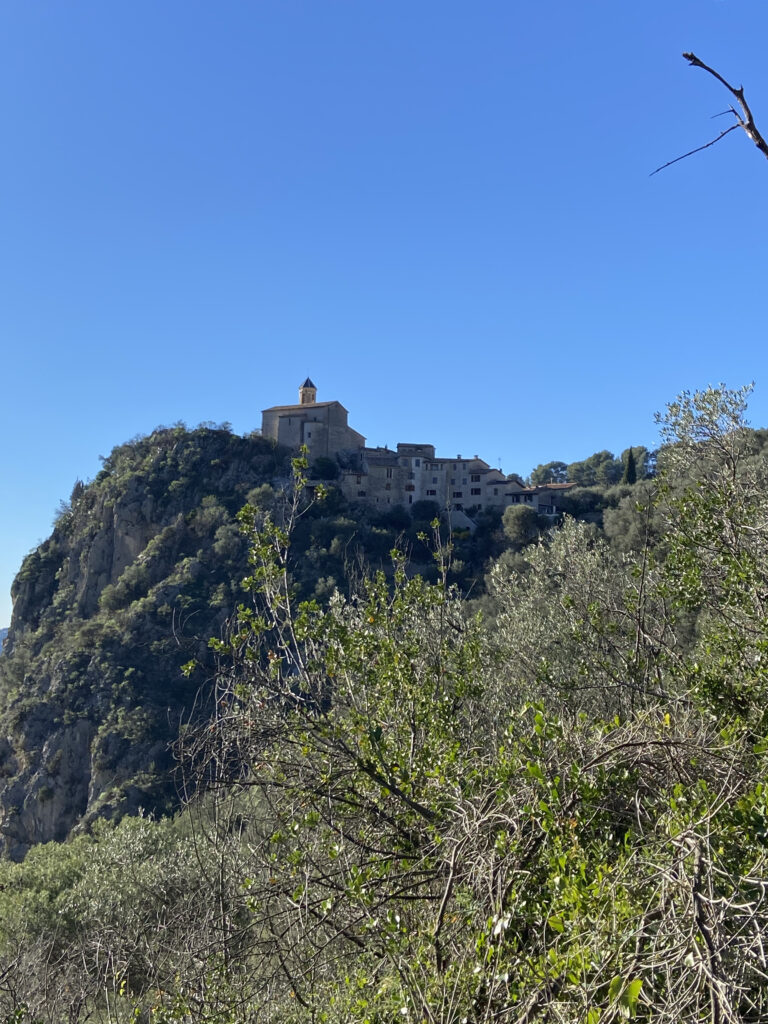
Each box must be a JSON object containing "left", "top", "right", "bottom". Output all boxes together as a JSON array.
[{"left": 262, "top": 400, "right": 347, "bottom": 413}]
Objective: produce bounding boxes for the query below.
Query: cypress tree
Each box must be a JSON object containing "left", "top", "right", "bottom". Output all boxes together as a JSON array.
[{"left": 622, "top": 447, "right": 637, "bottom": 485}]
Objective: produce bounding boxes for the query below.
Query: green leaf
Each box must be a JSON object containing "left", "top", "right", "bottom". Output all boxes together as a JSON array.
[
  {"left": 610, "top": 976, "right": 642, "bottom": 1018},
  {"left": 624, "top": 978, "right": 642, "bottom": 1012},
  {"left": 608, "top": 975, "right": 624, "bottom": 1002}
]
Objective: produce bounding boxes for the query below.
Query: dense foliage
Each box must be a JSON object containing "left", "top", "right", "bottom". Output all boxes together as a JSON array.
[
  {"left": 1, "top": 388, "right": 768, "bottom": 1021},
  {"left": 0, "top": 425, "right": 505, "bottom": 857}
]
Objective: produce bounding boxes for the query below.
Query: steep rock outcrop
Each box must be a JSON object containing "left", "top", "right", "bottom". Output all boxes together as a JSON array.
[{"left": 0, "top": 425, "right": 290, "bottom": 859}]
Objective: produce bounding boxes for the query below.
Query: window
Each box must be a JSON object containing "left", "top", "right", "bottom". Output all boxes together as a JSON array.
[
  {"left": 405, "top": 484, "right": 415, "bottom": 492},
  {"left": 462, "top": 477, "right": 467, "bottom": 484},
  {"left": 471, "top": 474, "right": 480, "bottom": 483},
  {"left": 408, "top": 495, "right": 413, "bottom": 504},
  {"left": 415, "top": 458, "right": 421, "bottom": 467},
  {"left": 386, "top": 467, "right": 393, "bottom": 478},
  {"left": 356, "top": 476, "right": 362, "bottom": 484},
  {"left": 358, "top": 490, "right": 367, "bottom": 497},
  {"left": 426, "top": 489, "right": 436, "bottom": 496},
  {"left": 471, "top": 488, "right": 481, "bottom": 496},
  {"left": 453, "top": 490, "right": 463, "bottom": 498},
  {"left": 493, "top": 488, "right": 498, "bottom": 496},
  {"left": 432, "top": 476, "right": 438, "bottom": 484},
  {"left": 385, "top": 483, "right": 391, "bottom": 490}
]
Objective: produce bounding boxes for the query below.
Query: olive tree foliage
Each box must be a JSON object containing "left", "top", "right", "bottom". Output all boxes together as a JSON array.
[
  {"left": 0, "top": 805, "right": 267, "bottom": 1024},
  {"left": 602, "top": 480, "right": 663, "bottom": 556},
  {"left": 654, "top": 383, "right": 768, "bottom": 731},
  {"left": 486, "top": 517, "right": 675, "bottom": 719},
  {"left": 501, "top": 503, "right": 544, "bottom": 549}
]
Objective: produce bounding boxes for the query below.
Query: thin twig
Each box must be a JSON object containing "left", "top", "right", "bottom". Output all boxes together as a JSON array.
[{"left": 651, "top": 124, "right": 740, "bottom": 176}]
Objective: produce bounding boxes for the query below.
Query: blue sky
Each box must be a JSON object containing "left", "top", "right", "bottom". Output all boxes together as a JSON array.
[{"left": 2, "top": 0, "right": 768, "bottom": 625}]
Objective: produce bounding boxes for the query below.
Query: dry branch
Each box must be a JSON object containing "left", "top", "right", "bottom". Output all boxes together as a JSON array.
[{"left": 652, "top": 53, "right": 768, "bottom": 175}]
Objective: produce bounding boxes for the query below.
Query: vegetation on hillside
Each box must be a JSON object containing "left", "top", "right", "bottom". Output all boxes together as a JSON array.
[
  {"left": 0, "top": 386, "right": 766, "bottom": 1021},
  {"left": 0, "top": 424, "right": 510, "bottom": 855},
  {"left": 0, "top": 425, "right": 293, "bottom": 853}
]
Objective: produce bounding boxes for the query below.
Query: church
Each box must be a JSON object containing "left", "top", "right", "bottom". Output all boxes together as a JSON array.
[
  {"left": 261, "top": 378, "right": 366, "bottom": 460},
  {"left": 262, "top": 380, "right": 573, "bottom": 517}
]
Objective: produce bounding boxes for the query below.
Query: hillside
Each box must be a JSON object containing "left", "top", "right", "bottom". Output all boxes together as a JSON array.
[
  {"left": 2, "top": 406, "right": 761, "bottom": 863},
  {"left": 0, "top": 386, "right": 766, "bottom": 1021},
  {"left": 0, "top": 423, "right": 509, "bottom": 860},
  {"left": 1, "top": 388, "right": 765, "bottom": 866},
  {"left": 0, "top": 421, "right": 704, "bottom": 862},
  {"left": 0, "top": 424, "right": 291, "bottom": 859}
]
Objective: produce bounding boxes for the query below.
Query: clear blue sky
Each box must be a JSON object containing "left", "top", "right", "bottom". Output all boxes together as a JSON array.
[{"left": 2, "top": 0, "right": 768, "bottom": 626}]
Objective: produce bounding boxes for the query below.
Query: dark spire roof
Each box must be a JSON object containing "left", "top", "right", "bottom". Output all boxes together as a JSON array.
[{"left": 301, "top": 377, "right": 316, "bottom": 389}]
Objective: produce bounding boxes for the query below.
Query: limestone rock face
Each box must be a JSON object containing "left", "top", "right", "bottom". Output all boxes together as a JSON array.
[
  {"left": 0, "top": 426, "right": 289, "bottom": 859},
  {"left": 0, "top": 717, "right": 94, "bottom": 859}
]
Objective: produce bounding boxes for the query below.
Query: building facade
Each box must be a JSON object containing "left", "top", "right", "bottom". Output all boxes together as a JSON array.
[
  {"left": 261, "top": 381, "right": 573, "bottom": 517},
  {"left": 261, "top": 378, "right": 366, "bottom": 461}
]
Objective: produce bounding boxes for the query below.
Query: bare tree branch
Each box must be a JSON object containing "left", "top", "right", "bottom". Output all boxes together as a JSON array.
[
  {"left": 682, "top": 52, "right": 768, "bottom": 159},
  {"left": 651, "top": 124, "right": 741, "bottom": 176},
  {"left": 653, "top": 53, "right": 768, "bottom": 174}
]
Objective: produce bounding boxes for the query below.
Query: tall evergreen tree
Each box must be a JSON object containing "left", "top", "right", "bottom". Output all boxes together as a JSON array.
[{"left": 622, "top": 446, "right": 637, "bottom": 484}]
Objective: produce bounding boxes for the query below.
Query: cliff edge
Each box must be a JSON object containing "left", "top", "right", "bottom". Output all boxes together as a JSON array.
[{"left": 0, "top": 425, "right": 289, "bottom": 859}]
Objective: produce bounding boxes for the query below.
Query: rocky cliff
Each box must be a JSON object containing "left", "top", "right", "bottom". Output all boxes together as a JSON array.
[{"left": 0, "top": 425, "right": 290, "bottom": 860}]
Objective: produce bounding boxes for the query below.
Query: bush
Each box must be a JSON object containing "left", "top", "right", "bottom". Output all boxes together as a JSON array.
[
  {"left": 411, "top": 500, "right": 441, "bottom": 522},
  {"left": 310, "top": 456, "right": 340, "bottom": 481},
  {"left": 502, "top": 504, "right": 543, "bottom": 548}
]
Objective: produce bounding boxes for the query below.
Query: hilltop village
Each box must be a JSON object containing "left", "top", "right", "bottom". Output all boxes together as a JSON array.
[{"left": 262, "top": 379, "right": 574, "bottom": 519}]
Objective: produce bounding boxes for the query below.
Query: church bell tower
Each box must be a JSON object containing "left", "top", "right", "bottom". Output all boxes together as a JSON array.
[{"left": 299, "top": 377, "right": 317, "bottom": 405}]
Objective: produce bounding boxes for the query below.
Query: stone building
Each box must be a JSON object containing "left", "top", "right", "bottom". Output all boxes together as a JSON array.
[
  {"left": 261, "top": 378, "right": 366, "bottom": 461},
  {"left": 261, "top": 381, "right": 573, "bottom": 518}
]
